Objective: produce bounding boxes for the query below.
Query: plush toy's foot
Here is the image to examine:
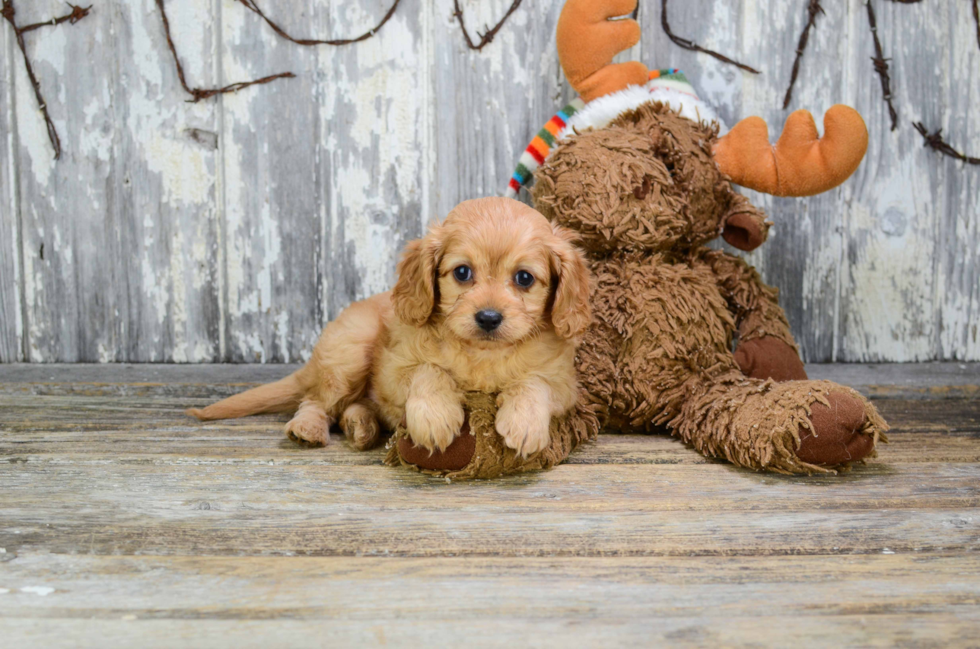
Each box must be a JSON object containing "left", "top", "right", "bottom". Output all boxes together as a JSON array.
[
  {"left": 797, "top": 390, "right": 877, "bottom": 465},
  {"left": 734, "top": 337, "right": 808, "bottom": 382},
  {"left": 675, "top": 376, "right": 887, "bottom": 474},
  {"left": 386, "top": 392, "right": 600, "bottom": 480},
  {"left": 397, "top": 416, "right": 476, "bottom": 471}
]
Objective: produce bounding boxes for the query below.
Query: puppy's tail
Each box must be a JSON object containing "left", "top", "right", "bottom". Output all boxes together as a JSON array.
[{"left": 186, "top": 371, "right": 305, "bottom": 421}]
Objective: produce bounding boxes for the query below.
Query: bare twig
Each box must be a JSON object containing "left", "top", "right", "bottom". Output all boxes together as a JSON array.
[
  {"left": 236, "top": 0, "right": 404, "bottom": 46},
  {"left": 18, "top": 2, "right": 90, "bottom": 34},
  {"left": 866, "top": 1, "right": 898, "bottom": 130},
  {"left": 661, "top": 0, "right": 760, "bottom": 74},
  {"left": 155, "top": 0, "right": 294, "bottom": 102},
  {"left": 1, "top": 0, "right": 92, "bottom": 159},
  {"left": 914, "top": 123, "right": 980, "bottom": 165},
  {"left": 453, "top": 0, "right": 523, "bottom": 51},
  {"left": 156, "top": 0, "right": 409, "bottom": 102},
  {"left": 783, "top": 0, "right": 824, "bottom": 109}
]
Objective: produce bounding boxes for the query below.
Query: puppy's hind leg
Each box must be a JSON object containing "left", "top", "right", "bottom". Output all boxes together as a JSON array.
[
  {"left": 285, "top": 400, "right": 333, "bottom": 446},
  {"left": 340, "top": 400, "right": 382, "bottom": 451}
]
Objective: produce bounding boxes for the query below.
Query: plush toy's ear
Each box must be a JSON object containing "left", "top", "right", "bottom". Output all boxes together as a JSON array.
[
  {"left": 713, "top": 105, "right": 868, "bottom": 197},
  {"left": 392, "top": 227, "right": 443, "bottom": 326},
  {"left": 722, "top": 194, "right": 771, "bottom": 252},
  {"left": 549, "top": 226, "right": 592, "bottom": 339}
]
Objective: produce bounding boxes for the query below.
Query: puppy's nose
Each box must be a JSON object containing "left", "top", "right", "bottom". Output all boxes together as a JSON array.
[{"left": 475, "top": 309, "right": 503, "bottom": 332}]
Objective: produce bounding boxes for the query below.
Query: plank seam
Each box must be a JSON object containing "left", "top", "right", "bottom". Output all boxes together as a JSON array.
[
  {"left": 312, "top": 0, "right": 326, "bottom": 342},
  {"left": 929, "top": 2, "right": 952, "bottom": 362},
  {"left": 833, "top": 0, "right": 857, "bottom": 364},
  {"left": 5, "top": 20, "right": 27, "bottom": 362},
  {"left": 214, "top": 0, "right": 227, "bottom": 362},
  {"left": 420, "top": 0, "right": 433, "bottom": 236}
]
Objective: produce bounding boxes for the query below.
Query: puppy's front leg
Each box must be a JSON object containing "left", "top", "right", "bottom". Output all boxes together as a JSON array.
[
  {"left": 495, "top": 378, "right": 557, "bottom": 458},
  {"left": 405, "top": 364, "right": 465, "bottom": 452}
]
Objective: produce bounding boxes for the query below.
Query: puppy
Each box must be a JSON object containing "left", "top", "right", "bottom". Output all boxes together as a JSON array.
[{"left": 188, "top": 197, "right": 592, "bottom": 457}]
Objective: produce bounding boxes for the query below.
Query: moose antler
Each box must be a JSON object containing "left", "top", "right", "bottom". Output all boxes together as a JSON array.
[
  {"left": 557, "top": 0, "right": 648, "bottom": 102},
  {"left": 713, "top": 105, "right": 869, "bottom": 197}
]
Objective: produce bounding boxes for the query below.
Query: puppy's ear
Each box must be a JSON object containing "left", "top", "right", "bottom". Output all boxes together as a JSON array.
[
  {"left": 549, "top": 225, "right": 593, "bottom": 339},
  {"left": 392, "top": 227, "right": 443, "bottom": 326}
]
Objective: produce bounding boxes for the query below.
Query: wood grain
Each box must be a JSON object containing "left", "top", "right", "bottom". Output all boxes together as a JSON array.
[
  {"left": 430, "top": 0, "right": 569, "bottom": 214},
  {"left": 220, "top": 0, "right": 319, "bottom": 363},
  {"left": 2, "top": 614, "right": 979, "bottom": 649},
  {"left": 0, "top": 0, "right": 977, "bottom": 363},
  {"left": 938, "top": 0, "right": 980, "bottom": 361},
  {"left": 0, "top": 553, "right": 977, "bottom": 649},
  {"left": 0, "top": 360, "right": 972, "bottom": 394},
  {"left": 839, "top": 0, "right": 945, "bottom": 362},
  {"left": 1, "top": 365, "right": 979, "bottom": 645},
  {"left": 1, "top": 396, "right": 977, "bottom": 460},
  {"left": 738, "top": 0, "right": 850, "bottom": 363},
  {"left": 314, "top": 0, "right": 428, "bottom": 326}
]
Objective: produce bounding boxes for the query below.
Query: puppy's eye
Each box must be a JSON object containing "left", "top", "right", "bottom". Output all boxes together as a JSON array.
[
  {"left": 514, "top": 270, "right": 535, "bottom": 288},
  {"left": 453, "top": 265, "right": 473, "bottom": 282}
]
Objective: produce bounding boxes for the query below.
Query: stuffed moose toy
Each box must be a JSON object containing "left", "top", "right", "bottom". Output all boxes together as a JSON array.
[{"left": 387, "top": 0, "right": 888, "bottom": 479}]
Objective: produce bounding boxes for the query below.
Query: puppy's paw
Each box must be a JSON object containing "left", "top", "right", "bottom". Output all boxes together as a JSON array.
[
  {"left": 405, "top": 395, "right": 465, "bottom": 452},
  {"left": 495, "top": 394, "right": 551, "bottom": 458},
  {"left": 285, "top": 411, "right": 330, "bottom": 447},
  {"left": 341, "top": 404, "right": 381, "bottom": 451}
]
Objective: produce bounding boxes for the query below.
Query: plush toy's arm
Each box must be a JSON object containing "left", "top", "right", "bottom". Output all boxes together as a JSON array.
[
  {"left": 703, "top": 249, "right": 795, "bottom": 346},
  {"left": 720, "top": 192, "right": 771, "bottom": 252},
  {"left": 702, "top": 249, "right": 807, "bottom": 382}
]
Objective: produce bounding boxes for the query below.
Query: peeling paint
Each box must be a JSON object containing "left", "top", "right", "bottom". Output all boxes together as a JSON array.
[
  {"left": 842, "top": 157, "right": 937, "bottom": 361},
  {"left": 20, "top": 586, "right": 55, "bottom": 597},
  {"left": 1, "top": 0, "right": 977, "bottom": 363},
  {"left": 12, "top": 50, "right": 56, "bottom": 186}
]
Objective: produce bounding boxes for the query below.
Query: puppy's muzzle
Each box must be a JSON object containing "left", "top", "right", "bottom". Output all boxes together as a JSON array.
[{"left": 475, "top": 309, "right": 504, "bottom": 332}]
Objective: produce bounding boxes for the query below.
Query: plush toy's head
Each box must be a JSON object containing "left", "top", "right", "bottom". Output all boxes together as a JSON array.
[
  {"left": 533, "top": 102, "right": 759, "bottom": 254},
  {"left": 510, "top": 0, "right": 870, "bottom": 254}
]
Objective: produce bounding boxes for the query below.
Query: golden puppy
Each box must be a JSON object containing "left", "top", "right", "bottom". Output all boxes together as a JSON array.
[{"left": 188, "top": 197, "right": 592, "bottom": 457}]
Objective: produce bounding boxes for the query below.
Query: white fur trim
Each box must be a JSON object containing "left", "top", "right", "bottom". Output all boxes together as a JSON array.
[{"left": 556, "top": 84, "right": 726, "bottom": 142}]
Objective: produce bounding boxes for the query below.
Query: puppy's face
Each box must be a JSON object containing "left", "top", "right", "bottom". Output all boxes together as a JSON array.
[
  {"left": 392, "top": 198, "right": 592, "bottom": 346},
  {"left": 437, "top": 219, "right": 552, "bottom": 345}
]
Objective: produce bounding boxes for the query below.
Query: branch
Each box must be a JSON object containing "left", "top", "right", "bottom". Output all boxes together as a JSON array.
[
  {"left": 782, "top": 0, "right": 824, "bottom": 109},
  {"left": 1, "top": 0, "right": 92, "bottom": 159},
  {"left": 156, "top": 0, "right": 408, "bottom": 102},
  {"left": 236, "top": 0, "right": 404, "bottom": 46},
  {"left": 914, "top": 123, "right": 980, "bottom": 165},
  {"left": 155, "top": 0, "right": 294, "bottom": 103},
  {"left": 17, "top": 3, "right": 90, "bottom": 35},
  {"left": 866, "top": 1, "right": 898, "bottom": 131},
  {"left": 661, "top": 0, "right": 760, "bottom": 74},
  {"left": 453, "top": 0, "right": 523, "bottom": 51}
]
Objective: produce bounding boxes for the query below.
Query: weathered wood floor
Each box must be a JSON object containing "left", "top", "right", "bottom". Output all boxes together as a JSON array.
[{"left": 1, "top": 363, "right": 978, "bottom": 647}]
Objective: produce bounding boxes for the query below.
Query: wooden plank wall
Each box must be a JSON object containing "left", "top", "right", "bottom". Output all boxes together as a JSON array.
[{"left": 0, "top": 0, "right": 977, "bottom": 363}]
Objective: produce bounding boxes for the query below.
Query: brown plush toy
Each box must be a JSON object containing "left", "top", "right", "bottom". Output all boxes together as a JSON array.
[
  {"left": 391, "top": 0, "right": 887, "bottom": 478},
  {"left": 385, "top": 392, "right": 600, "bottom": 480}
]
